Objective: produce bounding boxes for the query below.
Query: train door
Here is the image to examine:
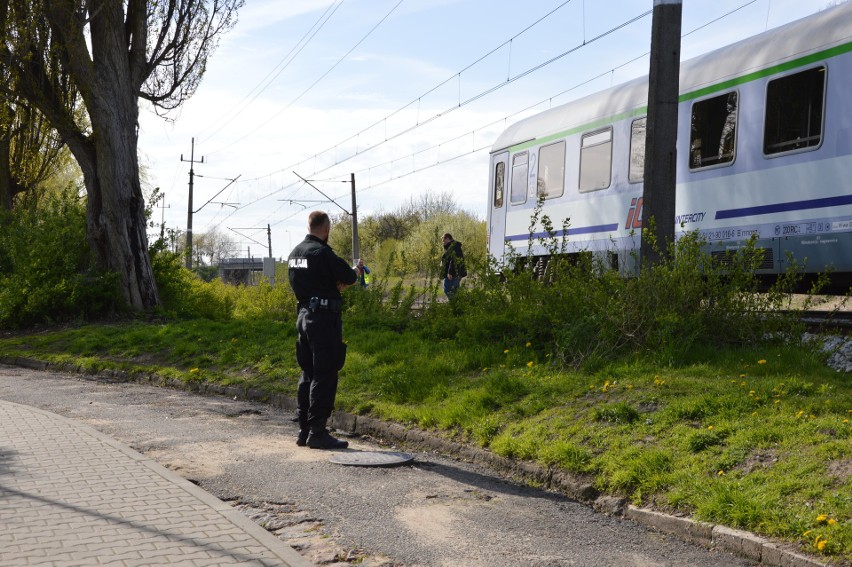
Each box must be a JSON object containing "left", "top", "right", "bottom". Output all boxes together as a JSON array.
[{"left": 487, "top": 151, "right": 509, "bottom": 263}]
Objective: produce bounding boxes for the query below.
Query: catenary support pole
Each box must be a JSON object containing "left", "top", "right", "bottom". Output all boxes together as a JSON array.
[
  {"left": 641, "top": 0, "right": 682, "bottom": 268},
  {"left": 350, "top": 173, "right": 360, "bottom": 264},
  {"left": 181, "top": 138, "right": 204, "bottom": 269}
]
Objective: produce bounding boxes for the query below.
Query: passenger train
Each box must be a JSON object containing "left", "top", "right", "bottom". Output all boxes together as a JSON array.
[{"left": 486, "top": 3, "right": 852, "bottom": 291}]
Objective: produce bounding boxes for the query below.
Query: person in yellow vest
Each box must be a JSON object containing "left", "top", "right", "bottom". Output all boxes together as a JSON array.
[{"left": 354, "top": 258, "right": 371, "bottom": 287}]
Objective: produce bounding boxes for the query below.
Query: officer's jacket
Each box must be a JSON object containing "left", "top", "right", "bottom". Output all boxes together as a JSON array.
[{"left": 288, "top": 234, "right": 356, "bottom": 302}]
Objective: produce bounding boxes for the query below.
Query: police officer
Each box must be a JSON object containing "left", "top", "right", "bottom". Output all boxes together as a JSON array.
[{"left": 288, "top": 211, "right": 357, "bottom": 449}]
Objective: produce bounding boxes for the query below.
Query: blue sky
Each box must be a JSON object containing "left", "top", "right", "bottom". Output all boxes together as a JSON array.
[{"left": 138, "top": 0, "right": 841, "bottom": 260}]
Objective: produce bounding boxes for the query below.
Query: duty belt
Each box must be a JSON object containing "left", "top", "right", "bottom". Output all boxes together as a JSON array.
[{"left": 299, "top": 297, "right": 342, "bottom": 313}]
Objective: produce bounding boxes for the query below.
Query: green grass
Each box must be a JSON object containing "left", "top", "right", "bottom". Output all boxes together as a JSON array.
[
  {"left": 1, "top": 231, "right": 849, "bottom": 560},
  {"left": 1, "top": 316, "right": 848, "bottom": 559}
]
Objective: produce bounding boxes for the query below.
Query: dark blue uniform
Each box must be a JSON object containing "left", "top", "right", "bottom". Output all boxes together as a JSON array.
[{"left": 288, "top": 234, "right": 356, "bottom": 448}]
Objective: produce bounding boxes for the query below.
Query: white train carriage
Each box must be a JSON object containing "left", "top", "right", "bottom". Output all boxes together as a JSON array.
[{"left": 486, "top": 3, "right": 852, "bottom": 289}]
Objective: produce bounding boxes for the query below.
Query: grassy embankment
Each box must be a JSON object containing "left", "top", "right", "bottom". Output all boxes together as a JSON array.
[{"left": 0, "top": 240, "right": 849, "bottom": 560}]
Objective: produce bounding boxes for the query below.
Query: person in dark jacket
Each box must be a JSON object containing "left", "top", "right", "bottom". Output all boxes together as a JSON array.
[
  {"left": 440, "top": 233, "right": 465, "bottom": 299},
  {"left": 288, "top": 211, "right": 357, "bottom": 449}
]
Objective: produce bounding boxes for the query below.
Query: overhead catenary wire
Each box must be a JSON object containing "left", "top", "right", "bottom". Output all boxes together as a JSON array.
[
  {"left": 193, "top": 0, "right": 766, "bottom": 238},
  {"left": 205, "top": 0, "right": 407, "bottom": 158},
  {"left": 198, "top": 0, "right": 347, "bottom": 144},
  {"left": 226, "top": 5, "right": 654, "bottom": 207},
  {"left": 249, "top": 0, "right": 760, "bottom": 197},
  {"left": 243, "top": 0, "right": 581, "bottom": 183}
]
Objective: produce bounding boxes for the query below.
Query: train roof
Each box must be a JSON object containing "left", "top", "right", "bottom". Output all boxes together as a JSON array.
[{"left": 491, "top": 2, "right": 852, "bottom": 153}]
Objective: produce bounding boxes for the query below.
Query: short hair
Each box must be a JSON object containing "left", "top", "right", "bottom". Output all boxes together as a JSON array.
[
  {"left": 308, "top": 211, "right": 330, "bottom": 230},
  {"left": 442, "top": 233, "right": 453, "bottom": 241}
]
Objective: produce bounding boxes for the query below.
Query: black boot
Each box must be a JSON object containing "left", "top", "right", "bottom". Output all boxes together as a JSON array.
[
  {"left": 296, "top": 413, "right": 309, "bottom": 447},
  {"left": 306, "top": 428, "right": 348, "bottom": 450}
]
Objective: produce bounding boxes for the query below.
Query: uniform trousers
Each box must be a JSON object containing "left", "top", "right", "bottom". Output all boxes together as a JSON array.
[{"left": 295, "top": 307, "right": 347, "bottom": 427}]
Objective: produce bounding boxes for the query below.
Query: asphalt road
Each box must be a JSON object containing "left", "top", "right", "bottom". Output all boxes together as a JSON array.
[{"left": 0, "top": 365, "right": 756, "bottom": 567}]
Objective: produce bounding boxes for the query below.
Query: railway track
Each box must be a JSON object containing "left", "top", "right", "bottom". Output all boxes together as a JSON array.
[{"left": 794, "top": 310, "right": 852, "bottom": 333}]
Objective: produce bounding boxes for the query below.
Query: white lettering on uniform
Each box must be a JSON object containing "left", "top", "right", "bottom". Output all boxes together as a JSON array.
[{"left": 289, "top": 258, "right": 308, "bottom": 269}]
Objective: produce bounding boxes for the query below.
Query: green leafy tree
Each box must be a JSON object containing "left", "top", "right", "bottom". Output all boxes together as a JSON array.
[
  {"left": 0, "top": 2, "right": 76, "bottom": 212},
  {"left": 0, "top": 0, "right": 243, "bottom": 311}
]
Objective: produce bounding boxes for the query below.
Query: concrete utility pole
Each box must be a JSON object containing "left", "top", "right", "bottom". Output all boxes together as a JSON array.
[
  {"left": 155, "top": 188, "right": 170, "bottom": 239},
  {"left": 350, "top": 173, "right": 360, "bottom": 264},
  {"left": 292, "top": 171, "right": 360, "bottom": 264},
  {"left": 641, "top": 0, "right": 682, "bottom": 268},
  {"left": 181, "top": 138, "right": 204, "bottom": 269}
]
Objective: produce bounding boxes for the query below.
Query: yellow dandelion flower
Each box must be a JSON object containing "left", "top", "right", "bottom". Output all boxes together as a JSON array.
[
  {"left": 817, "top": 540, "right": 827, "bottom": 551},
  {"left": 527, "top": 361, "right": 535, "bottom": 368},
  {"left": 844, "top": 419, "right": 849, "bottom": 424},
  {"left": 627, "top": 384, "right": 634, "bottom": 390},
  {"left": 758, "top": 359, "right": 767, "bottom": 365},
  {"left": 740, "top": 374, "right": 746, "bottom": 378},
  {"left": 828, "top": 518, "right": 837, "bottom": 526},
  {"left": 503, "top": 349, "right": 510, "bottom": 354},
  {"left": 525, "top": 341, "right": 532, "bottom": 347},
  {"left": 189, "top": 368, "right": 199, "bottom": 373},
  {"left": 707, "top": 425, "right": 714, "bottom": 430},
  {"left": 741, "top": 382, "right": 747, "bottom": 387},
  {"left": 717, "top": 470, "right": 725, "bottom": 476},
  {"left": 749, "top": 390, "right": 756, "bottom": 396},
  {"left": 803, "top": 530, "right": 812, "bottom": 537},
  {"left": 796, "top": 410, "right": 805, "bottom": 418},
  {"left": 816, "top": 514, "right": 828, "bottom": 523},
  {"left": 482, "top": 367, "right": 489, "bottom": 372}
]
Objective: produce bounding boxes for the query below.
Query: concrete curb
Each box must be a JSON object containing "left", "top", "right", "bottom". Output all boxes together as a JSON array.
[
  {"left": 329, "top": 410, "right": 833, "bottom": 567},
  {"left": 0, "top": 355, "right": 837, "bottom": 567}
]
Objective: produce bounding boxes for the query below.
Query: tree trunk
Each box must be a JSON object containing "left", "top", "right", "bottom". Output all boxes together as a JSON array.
[
  {"left": 82, "top": 95, "right": 159, "bottom": 311},
  {"left": 87, "top": 127, "right": 159, "bottom": 310},
  {"left": 0, "top": 133, "right": 13, "bottom": 211},
  {"left": 39, "top": 0, "right": 161, "bottom": 312}
]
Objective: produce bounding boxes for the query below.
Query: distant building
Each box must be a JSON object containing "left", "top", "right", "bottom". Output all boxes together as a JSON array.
[{"left": 218, "top": 257, "right": 276, "bottom": 285}]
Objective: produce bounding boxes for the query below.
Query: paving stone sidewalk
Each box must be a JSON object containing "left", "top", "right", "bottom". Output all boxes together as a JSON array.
[{"left": 0, "top": 400, "right": 312, "bottom": 567}]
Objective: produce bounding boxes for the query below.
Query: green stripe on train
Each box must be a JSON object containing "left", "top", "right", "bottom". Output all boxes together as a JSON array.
[{"left": 506, "top": 40, "right": 852, "bottom": 154}]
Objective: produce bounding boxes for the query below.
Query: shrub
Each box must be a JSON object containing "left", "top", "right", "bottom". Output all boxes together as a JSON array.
[
  {"left": 150, "top": 243, "right": 235, "bottom": 320},
  {"left": 420, "top": 227, "right": 810, "bottom": 370},
  {"left": 0, "top": 190, "right": 121, "bottom": 328}
]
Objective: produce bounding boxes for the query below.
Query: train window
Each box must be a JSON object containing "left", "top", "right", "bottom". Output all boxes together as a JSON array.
[
  {"left": 629, "top": 118, "right": 646, "bottom": 183},
  {"left": 764, "top": 66, "right": 825, "bottom": 155},
  {"left": 537, "top": 141, "right": 565, "bottom": 199},
  {"left": 510, "top": 152, "right": 528, "bottom": 204},
  {"left": 690, "top": 91, "right": 737, "bottom": 169},
  {"left": 579, "top": 128, "right": 612, "bottom": 192},
  {"left": 493, "top": 161, "right": 505, "bottom": 208}
]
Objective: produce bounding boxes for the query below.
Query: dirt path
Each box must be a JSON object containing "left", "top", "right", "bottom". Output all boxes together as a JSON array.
[{"left": 0, "top": 365, "right": 758, "bottom": 567}]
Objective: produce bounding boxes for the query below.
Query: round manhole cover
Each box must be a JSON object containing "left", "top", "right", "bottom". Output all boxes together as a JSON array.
[{"left": 328, "top": 451, "right": 414, "bottom": 467}]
